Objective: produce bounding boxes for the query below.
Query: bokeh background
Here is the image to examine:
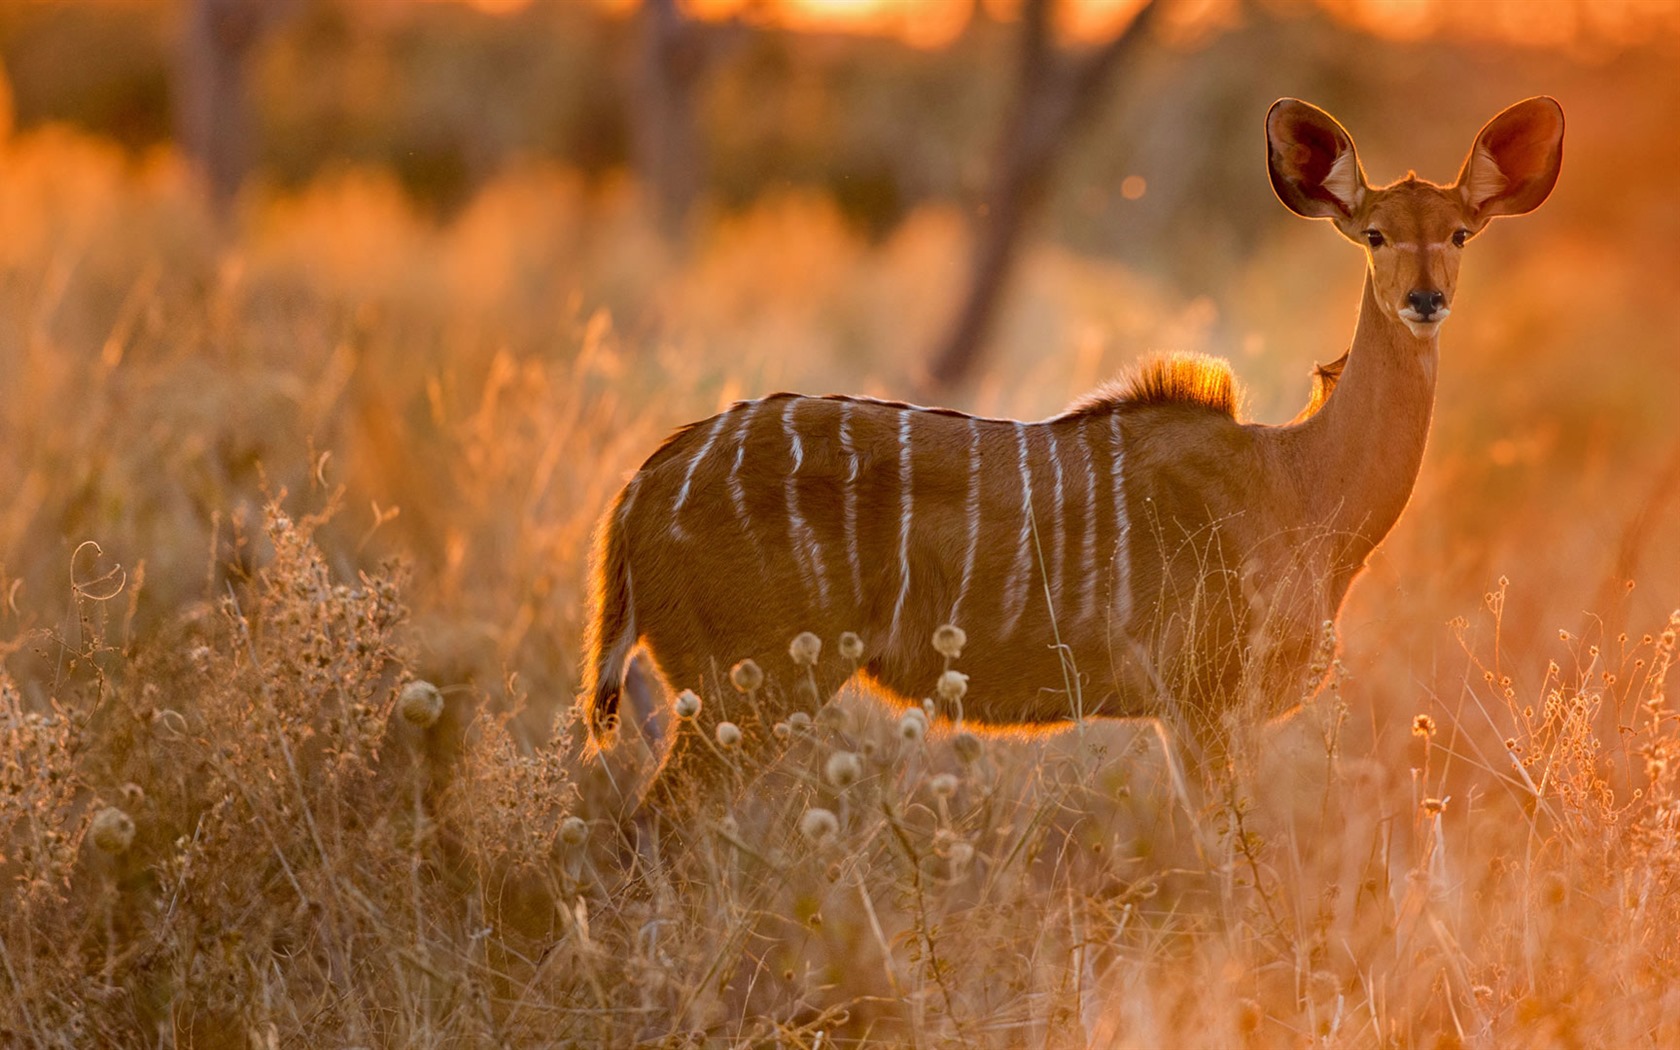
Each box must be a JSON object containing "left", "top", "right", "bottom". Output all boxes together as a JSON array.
[{"left": 2, "top": 0, "right": 1679, "bottom": 1044}]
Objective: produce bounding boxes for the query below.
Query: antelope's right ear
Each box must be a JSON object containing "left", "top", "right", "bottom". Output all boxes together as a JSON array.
[{"left": 1266, "top": 99, "right": 1366, "bottom": 220}]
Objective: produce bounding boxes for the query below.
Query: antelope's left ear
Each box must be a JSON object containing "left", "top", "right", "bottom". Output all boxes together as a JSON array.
[{"left": 1455, "top": 96, "right": 1564, "bottom": 219}]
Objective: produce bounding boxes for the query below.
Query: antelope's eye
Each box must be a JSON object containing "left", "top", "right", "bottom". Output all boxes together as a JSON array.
[
  {"left": 1451, "top": 228, "right": 1470, "bottom": 248},
  {"left": 1364, "top": 229, "right": 1385, "bottom": 249}
]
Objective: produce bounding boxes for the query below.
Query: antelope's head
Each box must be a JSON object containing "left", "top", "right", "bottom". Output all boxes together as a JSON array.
[{"left": 1265, "top": 96, "right": 1564, "bottom": 340}]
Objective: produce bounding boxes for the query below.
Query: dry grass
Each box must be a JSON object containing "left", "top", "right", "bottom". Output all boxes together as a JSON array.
[{"left": 2, "top": 112, "right": 1679, "bottom": 1048}]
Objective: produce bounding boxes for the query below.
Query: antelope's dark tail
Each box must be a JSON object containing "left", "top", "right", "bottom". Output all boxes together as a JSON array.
[{"left": 581, "top": 492, "right": 636, "bottom": 749}]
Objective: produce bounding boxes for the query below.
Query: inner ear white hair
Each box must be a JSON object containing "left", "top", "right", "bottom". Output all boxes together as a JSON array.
[
  {"left": 1323, "top": 148, "right": 1365, "bottom": 212},
  {"left": 1462, "top": 143, "right": 1509, "bottom": 210}
]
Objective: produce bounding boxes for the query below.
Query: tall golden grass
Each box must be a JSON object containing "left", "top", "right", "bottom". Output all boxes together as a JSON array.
[{"left": 1, "top": 111, "right": 1678, "bottom": 1046}]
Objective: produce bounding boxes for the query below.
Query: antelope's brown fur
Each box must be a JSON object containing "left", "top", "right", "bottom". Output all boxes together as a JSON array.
[{"left": 580, "top": 96, "right": 1564, "bottom": 793}]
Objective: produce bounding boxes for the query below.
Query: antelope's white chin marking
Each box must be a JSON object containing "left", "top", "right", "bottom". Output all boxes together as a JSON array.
[{"left": 1398, "top": 307, "right": 1449, "bottom": 339}]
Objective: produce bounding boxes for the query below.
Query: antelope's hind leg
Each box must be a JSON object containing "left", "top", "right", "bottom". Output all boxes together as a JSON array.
[{"left": 578, "top": 647, "right": 678, "bottom": 825}]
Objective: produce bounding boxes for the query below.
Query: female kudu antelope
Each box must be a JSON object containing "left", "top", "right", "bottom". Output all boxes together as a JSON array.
[{"left": 581, "top": 97, "right": 1563, "bottom": 794}]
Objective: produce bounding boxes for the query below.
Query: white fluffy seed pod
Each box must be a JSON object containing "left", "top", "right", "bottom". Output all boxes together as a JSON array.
[
  {"left": 898, "top": 708, "right": 928, "bottom": 743},
  {"left": 936, "top": 670, "right": 969, "bottom": 704},
  {"left": 825, "top": 750, "right": 863, "bottom": 788},
  {"left": 398, "top": 680, "right": 444, "bottom": 729},
  {"left": 947, "top": 840, "right": 975, "bottom": 868},
  {"left": 788, "top": 711, "right": 812, "bottom": 730},
  {"left": 559, "top": 815, "right": 588, "bottom": 846},
  {"left": 929, "top": 772, "right": 959, "bottom": 798},
  {"left": 675, "top": 690, "right": 702, "bottom": 719},
  {"left": 90, "top": 807, "right": 136, "bottom": 854},
  {"left": 789, "top": 631, "right": 823, "bottom": 667},
  {"left": 716, "top": 721, "right": 742, "bottom": 747},
  {"left": 800, "top": 807, "right": 839, "bottom": 843},
  {"left": 932, "top": 624, "right": 967, "bottom": 660},
  {"left": 729, "top": 659, "right": 764, "bottom": 693},
  {"left": 838, "top": 631, "right": 865, "bottom": 661}
]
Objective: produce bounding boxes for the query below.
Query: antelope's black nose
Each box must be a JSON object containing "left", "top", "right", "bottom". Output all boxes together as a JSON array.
[{"left": 1406, "top": 288, "right": 1446, "bottom": 319}]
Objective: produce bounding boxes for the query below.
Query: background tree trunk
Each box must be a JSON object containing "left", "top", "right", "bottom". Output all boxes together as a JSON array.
[
  {"left": 177, "top": 0, "right": 286, "bottom": 211},
  {"left": 924, "top": 0, "right": 1158, "bottom": 394},
  {"left": 632, "top": 0, "right": 710, "bottom": 239}
]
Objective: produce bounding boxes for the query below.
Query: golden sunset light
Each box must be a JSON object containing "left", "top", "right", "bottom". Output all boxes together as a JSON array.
[
  {"left": 1, "top": 0, "right": 1677, "bottom": 1044},
  {"left": 480, "top": 0, "right": 1680, "bottom": 48}
]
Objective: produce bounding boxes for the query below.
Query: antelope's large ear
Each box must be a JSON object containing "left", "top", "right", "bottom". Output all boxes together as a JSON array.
[
  {"left": 1455, "top": 96, "right": 1564, "bottom": 219},
  {"left": 1266, "top": 98, "right": 1366, "bottom": 219}
]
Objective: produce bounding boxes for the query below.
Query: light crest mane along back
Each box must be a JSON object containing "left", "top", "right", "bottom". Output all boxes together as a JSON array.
[{"left": 1066, "top": 352, "right": 1242, "bottom": 419}]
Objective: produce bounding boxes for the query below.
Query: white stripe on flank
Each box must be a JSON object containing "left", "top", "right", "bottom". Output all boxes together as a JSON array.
[
  {"left": 672, "top": 407, "right": 734, "bottom": 537},
  {"left": 1047, "top": 428, "right": 1066, "bottom": 616},
  {"left": 1078, "top": 420, "right": 1098, "bottom": 623},
  {"left": 727, "top": 402, "right": 759, "bottom": 532},
  {"left": 888, "top": 410, "right": 915, "bottom": 644},
  {"left": 839, "top": 401, "right": 863, "bottom": 606},
  {"left": 785, "top": 399, "right": 805, "bottom": 472},
  {"left": 1000, "top": 422, "right": 1035, "bottom": 637},
  {"left": 783, "top": 399, "right": 831, "bottom": 608},
  {"left": 950, "top": 417, "right": 982, "bottom": 627},
  {"left": 1109, "top": 413, "right": 1132, "bottom": 627}
]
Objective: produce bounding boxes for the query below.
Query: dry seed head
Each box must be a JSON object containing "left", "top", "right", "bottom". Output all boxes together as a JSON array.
[
  {"left": 90, "top": 807, "right": 136, "bottom": 854},
  {"left": 946, "top": 840, "right": 975, "bottom": 869},
  {"left": 953, "top": 732, "right": 982, "bottom": 764},
  {"left": 898, "top": 708, "right": 928, "bottom": 743},
  {"left": 929, "top": 773, "right": 959, "bottom": 798},
  {"left": 559, "top": 815, "right": 588, "bottom": 847},
  {"left": 789, "top": 632, "right": 822, "bottom": 667},
  {"left": 838, "top": 631, "right": 865, "bottom": 661},
  {"left": 716, "top": 721, "right": 742, "bottom": 748},
  {"left": 788, "top": 711, "right": 812, "bottom": 730},
  {"left": 936, "top": 670, "right": 969, "bottom": 704},
  {"left": 675, "top": 690, "right": 702, "bottom": 719},
  {"left": 1412, "top": 713, "right": 1436, "bottom": 738},
  {"left": 773, "top": 721, "right": 791, "bottom": 740},
  {"left": 932, "top": 624, "right": 966, "bottom": 660},
  {"left": 922, "top": 697, "right": 936, "bottom": 718},
  {"left": 825, "top": 750, "right": 863, "bottom": 788},
  {"left": 1422, "top": 797, "right": 1446, "bottom": 816},
  {"left": 800, "top": 807, "right": 839, "bottom": 843},
  {"left": 398, "top": 680, "right": 444, "bottom": 729},
  {"left": 729, "top": 659, "right": 764, "bottom": 693},
  {"left": 817, "top": 703, "right": 849, "bottom": 733}
]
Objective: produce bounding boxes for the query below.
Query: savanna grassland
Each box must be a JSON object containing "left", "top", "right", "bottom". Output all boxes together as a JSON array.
[{"left": 3, "top": 3, "right": 1680, "bottom": 1046}]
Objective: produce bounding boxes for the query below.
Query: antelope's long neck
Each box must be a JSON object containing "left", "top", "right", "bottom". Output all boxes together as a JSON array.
[{"left": 1286, "top": 276, "right": 1439, "bottom": 555}]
